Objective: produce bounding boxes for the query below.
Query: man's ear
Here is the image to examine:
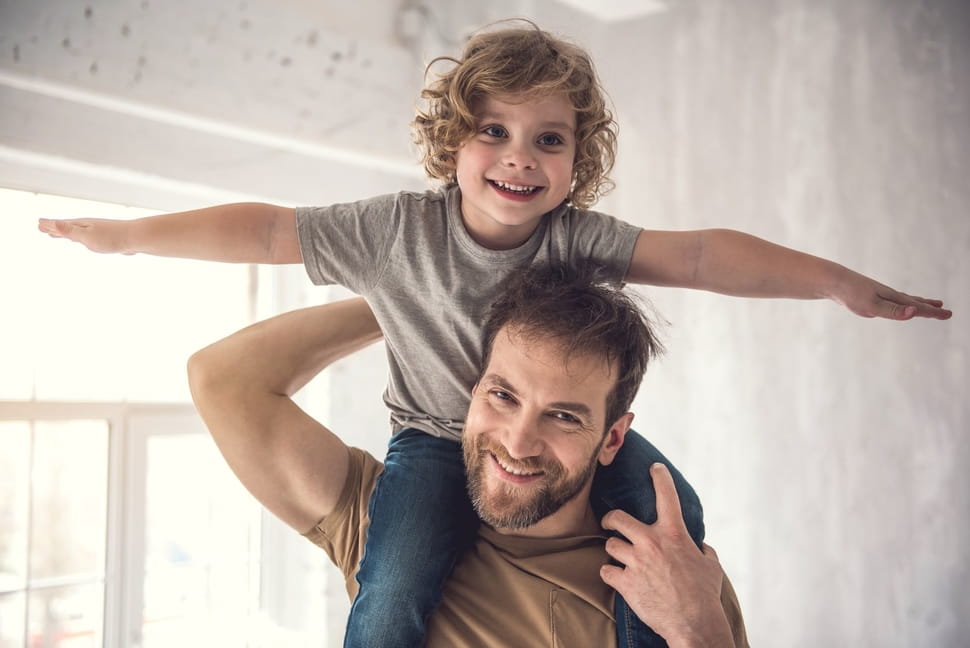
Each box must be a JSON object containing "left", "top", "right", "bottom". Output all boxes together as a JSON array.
[{"left": 597, "top": 412, "right": 634, "bottom": 467}]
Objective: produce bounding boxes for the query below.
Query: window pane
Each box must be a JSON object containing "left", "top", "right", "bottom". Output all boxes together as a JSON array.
[
  {"left": 0, "top": 422, "right": 29, "bottom": 592},
  {"left": 0, "top": 592, "right": 26, "bottom": 648},
  {"left": 2, "top": 187, "right": 251, "bottom": 402},
  {"left": 30, "top": 421, "right": 107, "bottom": 581},
  {"left": 142, "top": 434, "right": 260, "bottom": 647},
  {"left": 27, "top": 584, "right": 103, "bottom": 648}
]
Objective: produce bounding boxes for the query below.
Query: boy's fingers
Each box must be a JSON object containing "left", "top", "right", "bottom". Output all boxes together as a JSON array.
[
  {"left": 884, "top": 301, "right": 917, "bottom": 320},
  {"left": 38, "top": 219, "right": 73, "bottom": 237},
  {"left": 879, "top": 291, "right": 952, "bottom": 320}
]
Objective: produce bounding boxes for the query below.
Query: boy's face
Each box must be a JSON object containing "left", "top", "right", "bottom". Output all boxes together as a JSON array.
[{"left": 454, "top": 94, "right": 577, "bottom": 250}]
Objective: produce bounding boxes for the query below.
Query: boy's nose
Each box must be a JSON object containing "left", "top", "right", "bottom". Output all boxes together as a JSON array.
[{"left": 501, "top": 144, "right": 537, "bottom": 170}]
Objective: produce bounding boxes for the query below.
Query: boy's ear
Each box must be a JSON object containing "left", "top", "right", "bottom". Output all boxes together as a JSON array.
[{"left": 597, "top": 412, "right": 634, "bottom": 467}]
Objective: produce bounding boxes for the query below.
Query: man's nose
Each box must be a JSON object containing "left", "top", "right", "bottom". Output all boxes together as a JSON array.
[{"left": 501, "top": 415, "right": 543, "bottom": 459}]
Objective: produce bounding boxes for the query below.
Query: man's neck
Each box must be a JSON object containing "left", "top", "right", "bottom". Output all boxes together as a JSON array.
[{"left": 493, "top": 498, "right": 603, "bottom": 539}]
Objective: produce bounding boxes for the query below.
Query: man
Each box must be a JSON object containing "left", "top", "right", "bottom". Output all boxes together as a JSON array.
[{"left": 188, "top": 265, "right": 748, "bottom": 647}]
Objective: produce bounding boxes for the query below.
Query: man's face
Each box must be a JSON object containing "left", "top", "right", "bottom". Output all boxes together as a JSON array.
[{"left": 462, "top": 326, "right": 631, "bottom": 536}]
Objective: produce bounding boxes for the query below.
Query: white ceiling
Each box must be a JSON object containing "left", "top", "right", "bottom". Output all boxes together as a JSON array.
[{"left": 553, "top": 0, "right": 669, "bottom": 22}]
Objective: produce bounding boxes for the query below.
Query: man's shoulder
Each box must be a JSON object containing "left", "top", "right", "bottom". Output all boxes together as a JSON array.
[{"left": 302, "top": 447, "right": 383, "bottom": 594}]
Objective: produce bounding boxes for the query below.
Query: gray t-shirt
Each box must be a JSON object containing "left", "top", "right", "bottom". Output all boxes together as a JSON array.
[{"left": 296, "top": 184, "right": 641, "bottom": 441}]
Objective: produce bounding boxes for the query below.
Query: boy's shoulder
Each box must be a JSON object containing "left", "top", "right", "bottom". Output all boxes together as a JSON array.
[{"left": 395, "top": 185, "right": 453, "bottom": 208}]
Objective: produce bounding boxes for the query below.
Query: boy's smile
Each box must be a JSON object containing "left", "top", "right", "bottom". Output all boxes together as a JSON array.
[{"left": 455, "top": 94, "right": 577, "bottom": 250}]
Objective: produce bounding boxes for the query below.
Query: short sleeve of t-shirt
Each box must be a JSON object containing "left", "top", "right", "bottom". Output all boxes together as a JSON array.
[
  {"left": 293, "top": 187, "right": 643, "bottom": 439},
  {"left": 302, "top": 447, "right": 382, "bottom": 600},
  {"left": 295, "top": 192, "right": 405, "bottom": 294}
]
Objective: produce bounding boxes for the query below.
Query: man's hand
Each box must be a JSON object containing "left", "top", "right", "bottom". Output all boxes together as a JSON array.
[
  {"left": 600, "top": 463, "right": 734, "bottom": 648},
  {"left": 830, "top": 267, "right": 952, "bottom": 320},
  {"left": 38, "top": 218, "right": 134, "bottom": 254}
]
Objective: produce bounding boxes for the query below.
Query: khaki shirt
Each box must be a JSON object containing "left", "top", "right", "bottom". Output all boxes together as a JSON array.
[{"left": 305, "top": 448, "right": 749, "bottom": 648}]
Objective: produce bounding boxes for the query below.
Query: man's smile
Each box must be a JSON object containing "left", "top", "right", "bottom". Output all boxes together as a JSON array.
[{"left": 489, "top": 451, "right": 544, "bottom": 484}]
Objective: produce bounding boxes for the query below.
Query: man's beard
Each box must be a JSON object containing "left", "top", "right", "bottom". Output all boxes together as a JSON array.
[{"left": 462, "top": 433, "right": 604, "bottom": 530}]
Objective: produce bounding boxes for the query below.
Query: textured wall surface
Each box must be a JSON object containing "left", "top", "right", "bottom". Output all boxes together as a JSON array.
[
  {"left": 2, "top": 0, "right": 967, "bottom": 646},
  {"left": 598, "top": 1, "right": 970, "bottom": 645}
]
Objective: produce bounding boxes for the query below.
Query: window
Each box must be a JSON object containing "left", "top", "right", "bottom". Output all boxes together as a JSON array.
[
  {"left": 0, "top": 189, "right": 333, "bottom": 647},
  {"left": 0, "top": 418, "right": 108, "bottom": 648}
]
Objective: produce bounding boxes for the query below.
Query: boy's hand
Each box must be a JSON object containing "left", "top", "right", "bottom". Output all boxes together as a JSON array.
[
  {"left": 38, "top": 218, "right": 134, "bottom": 254},
  {"left": 600, "top": 463, "right": 733, "bottom": 647},
  {"left": 832, "top": 268, "right": 952, "bottom": 321}
]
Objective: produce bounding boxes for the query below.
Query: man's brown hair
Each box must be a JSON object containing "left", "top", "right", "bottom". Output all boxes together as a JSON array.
[
  {"left": 412, "top": 20, "right": 617, "bottom": 209},
  {"left": 481, "top": 263, "right": 662, "bottom": 427}
]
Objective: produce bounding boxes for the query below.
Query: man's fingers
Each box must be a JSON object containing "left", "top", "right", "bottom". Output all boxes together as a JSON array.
[
  {"left": 651, "top": 463, "right": 685, "bottom": 529},
  {"left": 603, "top": 535, "right": 636, "bottom": 567},
  {"left": 599, "top": 563, "right": 624, "bottom": 589},
  {"left": 702, "top": 542, "right": 720, "bottom": 563},
  {"left": 600, "top": 509, "right": 642, "bottom": 539}
]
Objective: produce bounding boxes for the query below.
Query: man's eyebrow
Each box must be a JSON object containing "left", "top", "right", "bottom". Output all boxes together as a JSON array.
[{"left": 481, "top": 373, "right": 517, "bottom": 393}]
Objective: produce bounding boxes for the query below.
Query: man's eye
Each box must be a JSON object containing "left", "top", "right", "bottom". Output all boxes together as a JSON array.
[
  {"left": 538, "top": 133, "right": 563, "bottom": 146},
  {"left": 491, "top": 390, "right": 514, "bottom": 402},
  {"left": 482, "top": 125, "right": 507, "bottom": 138},
  {"left": 551, "top": 411, "right": 580, "bottom": 424}
]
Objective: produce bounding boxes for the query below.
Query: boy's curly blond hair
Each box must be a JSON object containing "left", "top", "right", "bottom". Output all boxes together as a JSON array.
[{"left": 412, "top": 21, "right": 617, "bottom": 209}]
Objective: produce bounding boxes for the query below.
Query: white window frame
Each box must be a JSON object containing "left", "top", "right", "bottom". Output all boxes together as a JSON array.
[{"left": 0, "top": 401, "right": 208, "bottom": 648}]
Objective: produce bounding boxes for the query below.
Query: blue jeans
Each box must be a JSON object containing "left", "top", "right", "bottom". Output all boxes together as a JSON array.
[
  {"left": 343, "top": 429, "right": 478, "bottom": 648},
  {"left": 343, "top": 427, "right": 705, "bottom": 648}
]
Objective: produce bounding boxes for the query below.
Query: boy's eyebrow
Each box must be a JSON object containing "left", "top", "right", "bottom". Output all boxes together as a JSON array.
[
  {"left": 482, "top": 373, "right": 593, "bottom": 419},
  {"left": 477, "top": 111, "right": 575, "bottom": 133}
]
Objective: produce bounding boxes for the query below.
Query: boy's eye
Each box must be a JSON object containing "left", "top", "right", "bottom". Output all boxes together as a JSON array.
[
  {"left": 482, "top": 125, "right": 507, "bottom": 138},
  {"left": 538, "top": 133, "right": 564, "bottom": 146}
]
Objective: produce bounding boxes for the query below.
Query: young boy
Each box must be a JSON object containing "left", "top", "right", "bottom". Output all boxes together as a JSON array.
[{"left": 38, "top": 22, "right": 950, "bottom": 648}]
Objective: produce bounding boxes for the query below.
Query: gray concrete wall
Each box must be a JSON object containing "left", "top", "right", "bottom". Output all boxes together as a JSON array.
[
  {"left": 597, "top": 1, "right": 970, "bottom": 645},
  {"left": 2, "top": 0, "right": 967, "bottom": 645}
]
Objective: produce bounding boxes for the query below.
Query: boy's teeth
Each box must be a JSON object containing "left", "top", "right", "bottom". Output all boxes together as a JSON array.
[{"left": 494, "top": 181, "right": 536, "bottom": 194}]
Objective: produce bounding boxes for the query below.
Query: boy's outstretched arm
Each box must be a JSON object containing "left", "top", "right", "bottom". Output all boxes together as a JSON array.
[
  {"left": 625, "top": 229, "right": 952, "bottom": 320},
  {"left": 38, "top": 203, "right": 301, "bottom": 264},
  {"left": 187, "top": 297, "right": 383, "bottom": 532}
]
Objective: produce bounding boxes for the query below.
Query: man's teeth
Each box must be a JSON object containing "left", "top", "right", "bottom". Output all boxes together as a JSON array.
[
  {"left": 495, "top": 455, "right": 540, "bottom": 476},
  {"left": 493, "top": 180, "right": 538, "bottom": 194}
]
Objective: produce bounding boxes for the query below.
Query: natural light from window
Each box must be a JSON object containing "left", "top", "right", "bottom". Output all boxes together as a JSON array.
[{"left": 1, "top": 187, "right": 251, "bottom": 402}]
